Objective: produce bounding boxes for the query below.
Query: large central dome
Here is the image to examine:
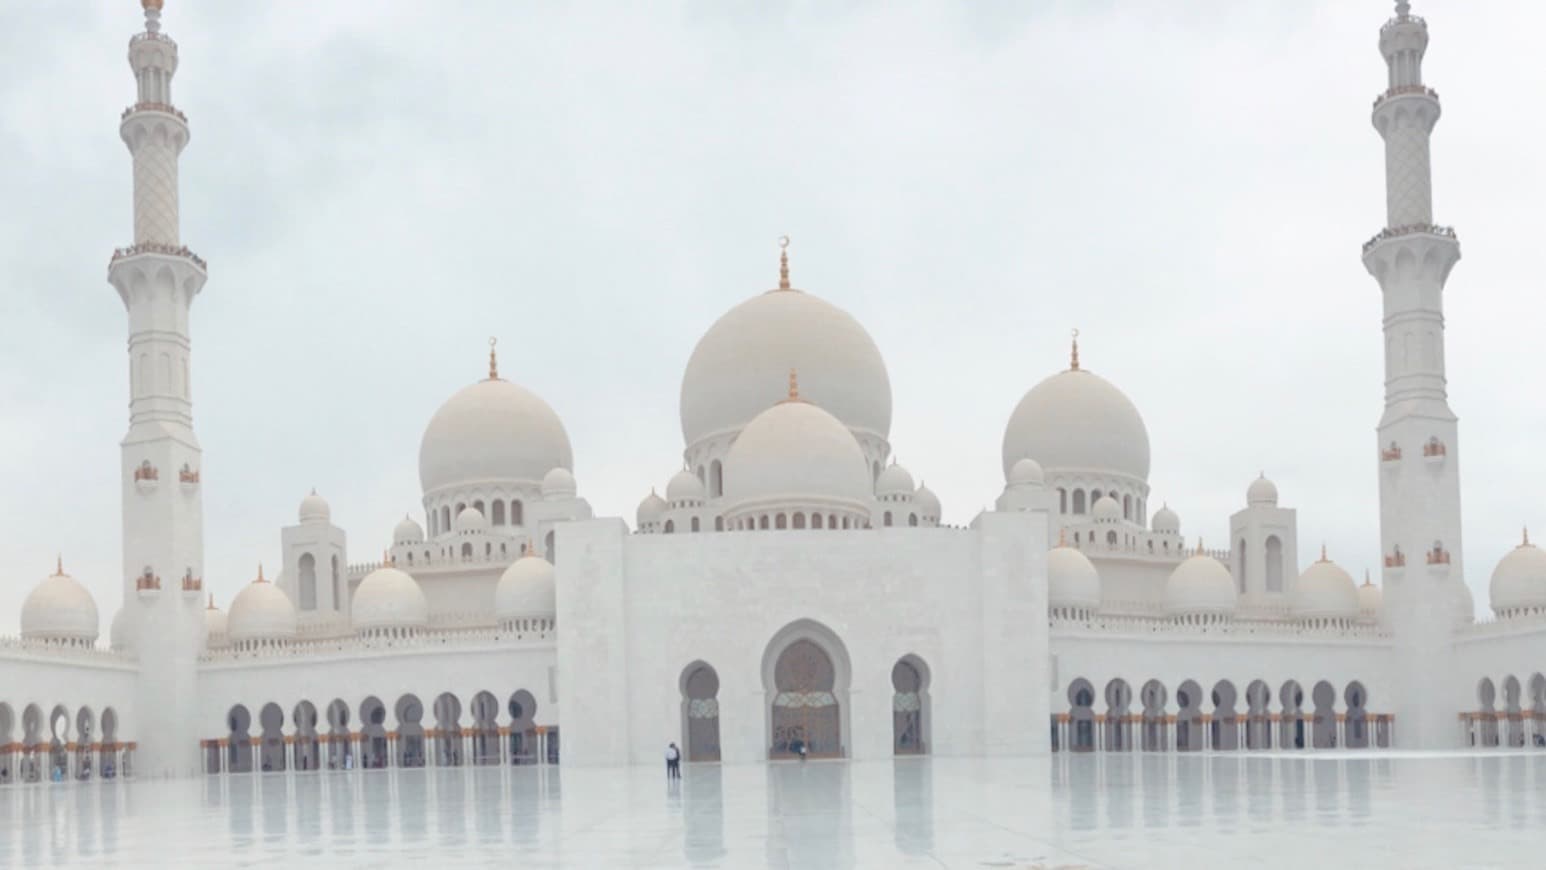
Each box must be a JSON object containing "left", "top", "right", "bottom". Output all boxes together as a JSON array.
[
  {"left": 419, "top": 376, "right": 573, "bottom": 495},
  {"left": 680, "top": 286, "right": 891, "bottom": 449},
  {"left": 1001, "top": 352, "right": 1150, "bottom": 483}
]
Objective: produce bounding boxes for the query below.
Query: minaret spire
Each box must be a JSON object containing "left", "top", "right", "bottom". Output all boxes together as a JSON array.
[
  {"left": 1069, "top": 329, "right": 1080, "bottom": 371},
  {"left": 1363, "top": 3, "right": 1464, "bottom": 750}
]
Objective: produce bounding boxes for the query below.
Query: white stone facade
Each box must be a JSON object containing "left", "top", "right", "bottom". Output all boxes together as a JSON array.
[{"left": 5, "top": 1, "right": 1546, "bottom": 787}]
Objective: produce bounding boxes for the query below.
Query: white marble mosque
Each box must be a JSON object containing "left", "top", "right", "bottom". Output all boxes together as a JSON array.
[{"left": 2, "top": 0, "right": 1545, "bottom": 789}]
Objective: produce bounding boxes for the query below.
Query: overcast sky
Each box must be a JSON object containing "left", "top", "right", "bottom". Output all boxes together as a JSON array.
[{"left": 1, "top": 1, "right": 1541, "bottom": 630}]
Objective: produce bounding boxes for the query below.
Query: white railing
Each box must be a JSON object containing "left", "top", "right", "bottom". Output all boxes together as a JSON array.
[
  {"left": 1456, "top": 611, "right": 1546, "bottom": 640},
  {"left": 1051, "top": 611, "right": 1390, "bottom": 641},
  {"left": 0, "top": 636, "right": 136, "bottom": 666},
  {"left": 200, "top": 621, "right": 553, "bottom": 664}
]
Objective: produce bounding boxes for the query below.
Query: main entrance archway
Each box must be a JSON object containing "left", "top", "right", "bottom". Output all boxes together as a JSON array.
[{"left": 763, "top": 620, "right": 851, "bottom": 760}]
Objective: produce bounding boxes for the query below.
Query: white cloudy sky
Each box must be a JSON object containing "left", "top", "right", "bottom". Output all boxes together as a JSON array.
[{"left": 0, "top": 0, "right": 1541, "bottom": 629}]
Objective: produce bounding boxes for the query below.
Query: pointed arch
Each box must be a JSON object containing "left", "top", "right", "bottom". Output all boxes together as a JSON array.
[{"left": 762, "top": 619, "right": 852, "bottom": 759}]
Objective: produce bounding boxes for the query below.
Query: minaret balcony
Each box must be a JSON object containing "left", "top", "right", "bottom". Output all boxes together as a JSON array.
[
  {"left": 1380, "top": 444, "right": 1402, "bottom": 463},
  {"left": 133, "top": 461, "right": 159, "bottom": 494},
  {"left": 181, "top": 572, "right": 203, "bottom": 597},
  {"left": 1384, "top": 551, "right": 1406, "bottom": 570},
  {"left": 136, "top": 572, "right": 162, "bottom": 599},
  {"left": 179, "top": 464, "right": 200, "bottom": 491},
  {"left": 1371, "top": 85, "right": 1438, "bottom": 111},
  {"left": 110, "top": 243, "right": 207, "bottom": 272},
  {"left": 120, "top": 101, "right": 187, "bottom": 124},
  {"left": 1423, "top": 438, "right": 1447, "bottom": 466},
  {"left": 1362, "top": 224, "right": 1457, "bottom": 257}
]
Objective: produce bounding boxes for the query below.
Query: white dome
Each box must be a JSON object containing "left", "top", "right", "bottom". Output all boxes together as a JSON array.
[
  {"left": 351, "top": 565, "right": 429, "bottom": 632},
  {"left": 1452, "top": 580, "right": 1475, "bottom": 625},
  {"left": 680, "top": 287, "right": 891, "bottom": 449},
  {"left": 227, "top": 572, "right": 298, "bottom": 644},
  {"left": 1489, "top": 534, "right": 1546, "bottom": 616},
  {"left": 1151, "top": 503, "right": 1180, "bottom": 535},
  {"left": 1008, "top": 458, "right": 1045, "bottom": 488},
  {"left": 495, "top": 551, "right": 556, "bottom": 621},
  {"left": 109, "top": 605, "right": 135, "bottom": 652},
  {"left": 20, "top": 563, "right": 99, "bottom": 643},
  {"left": 1048, "top": 545, "right": 1101, "bottom": 611},
  {"left": 1002, "top": 365, "right": 1150, "bottom": 483},
  {"left": 394, "top": 514, "right": 425, "bottom": 544},
  {"left": 455, "top": 506, "right": 488, "bottom": 533},
  {"left": 1247, "top": 474, "right": 1279, "bottom": 507},
  {"left": 204, "top": 598, "right": 228, "bottom": 644},
  {"left": 1291, "top": 554, "right": 1360, "bottom": 620},
  {"left": 875, "top": 462, "right": 915, "bottom": 498},
  {"left": 1164, "top": 553, "right": 1236, "bottom": 616},
  {"left": 418, "top": 376, "right": 574, "bottom": 495},
  {"left": 914, "top": 483, "right": 941, "bottom": 519},
  {"left": 722, "top": 395, "right": 873, "bottom": 515},
  {"left": 298, "top": 489, "right": 331, "bottom": 524},
  {"left": 1092, "top": 495, "right": 1121, "bottom": 523},
  {"left": 636, "top": 489, "right": 667, "bottom": 527},
  {"left": 541, "top": 466, "right": 577, "bottom": 499},
  {"left": 666, "top": 468, "right": 706, "bottom": 505},
  {"left": 1358, "top": 575, "right": 1383, "bottom": 616}
]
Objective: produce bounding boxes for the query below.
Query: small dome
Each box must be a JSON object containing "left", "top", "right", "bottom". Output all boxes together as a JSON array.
[
  {"left": 204, "top": 597, "right": 228, "bottom": 645},
  {"left": 227, "top": 570, "right": 298, "bottom": 644},
  {"left": 1048, "top": 544, "right": 1100, "bottom": 611},
  {"left": 394, "top": 514, "right": 425, "bottom": 544},
  {"left": 351, "top": 565, "right": 429, "bottom": 632},
  {"left": 495, "top": 550, "right": 556, "bottom": 621},
  {"left": 21, "top": 561, "right": 99, "bottom": 643},
  {"left": 875, "top": 462, "right": 915, "bottom": 498},
  {"left": 1452, "top": 579, "right": 1475, "bottom": 625},
  {"left": 1358, "top": 574, "right": 1383, "bottom": 616},
  {"left": 722, "top": 391, "right": 872, "bottom": 516},
  {"left": 1002, "top": 358, "right": 1151, "bottom": 484},
  {"left": 541, "top": 466, "right": 577, "bottom": 499},
  {"left": 680, "top": 285, "right": 892, "bottom": 450},
  {"left": 455, "top": 506, "right": 488, "bottom": 533},
  {"left": 1489, "top": 532, "right": 1546, "bottom": 616},
  {"left": 1151, "top": 503, "right": 1180, "bottom": 535},
  {"left": 914, "top": 483, "right": 941, "bottom": 519},
  {"left": 418, "top": 376, "right": 574, "bottom": 496},
  {"left": 1092, "top": 495, "right": 1121, "bottom": 523},
  {"left": 636, "top": 489, "right": 667, "bottom": 527},
  {"left": 1291, "top": 551, "right": 1360, "bottom": 620},
  {"left": 298, "top": 489, "right": 331, "bottom": 525},
  {"left": 1164, "top": 552, "right": 1236, "bottom": 616},
  {"left": 666, "top": 468, "right": 706, "bottom": 505},
  {"left": 1247, "top": 474, "right": 1278, "bottom": 508},
  {"left": 1007, "top": 458, "right": 1045, "bottom": 488},
  {"left": 109, "top": 606, "right": 135, "bottom": 652}
]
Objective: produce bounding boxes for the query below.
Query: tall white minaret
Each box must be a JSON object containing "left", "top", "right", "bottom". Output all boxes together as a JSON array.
[
  {"left": 1361, "top": 1, "right": 1463, "bottom": 749},
  {"left": 107, "top": 0, "right": 208, "bottom": 778}
]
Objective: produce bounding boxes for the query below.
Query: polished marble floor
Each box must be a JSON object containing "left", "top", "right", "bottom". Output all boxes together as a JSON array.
[{"left": 0, "top": 751, "right": 1543, "bottom": 868}]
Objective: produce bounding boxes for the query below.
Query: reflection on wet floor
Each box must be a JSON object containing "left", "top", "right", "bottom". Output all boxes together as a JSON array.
[{"left": 1, "top": 752, "right": 1544, "bottom": 868}]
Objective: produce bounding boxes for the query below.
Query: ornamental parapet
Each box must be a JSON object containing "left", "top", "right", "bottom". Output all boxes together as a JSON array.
[
  {"left": 1423, "top": 438, "right": 1447, "bottom": 458},
  {"left": 1372, "top": 85, "right": 1438, "bottom": 110},
  {"left": 1362, "top": 224, "right": 1458, "bottom": 256},
  {"left": 1381, "top": 444, "right": 1402, "bottom": 462},
  {"left": 1385, "top": 549, "right": 1406, "bottom": 568},
  {"left": 130, "top": 31, "right": 174, "bottom": 45},
  {"left": 181, "top": 571, "right": 202, "bottom": 593},
  {"left": 121, "top": 101, "right": 187, "bottom": 123},
  {"left": 198, "top": 619, "right": 555, "bottom": 664},
  {"left": 1381, "top": 13, "right": 1426, "bottom": 33},
  {"left": 1426, "top": 546, "right": 1451, "bottom": 565},
  {"left": 109, "top": 243, "right": 207, "bottom": 271},
  {"left": 1048, "top": 611, "right": 1390, "bottom": 641}
]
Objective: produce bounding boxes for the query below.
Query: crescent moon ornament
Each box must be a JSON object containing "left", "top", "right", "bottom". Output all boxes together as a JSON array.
[{"left": 779, "top": 235, "right": 790, "bottom": 249}]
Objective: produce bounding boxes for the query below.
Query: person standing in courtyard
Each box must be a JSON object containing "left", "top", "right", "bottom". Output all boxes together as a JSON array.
[{"left": 665, "top": 742, "right": 681, "bottom": 780}]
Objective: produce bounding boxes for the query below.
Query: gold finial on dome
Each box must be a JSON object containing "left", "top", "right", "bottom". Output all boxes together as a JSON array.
[
  {"left": 55, "top": 554, "right": 63, "bottom": 576},
  {"left": 382, "top": 549, "right": 392, "bottom": 568},
  {"left": 786, "top": 367, "right": 800, "bottom": 402},
  {"left": 487, "top": 336, "right": 499, "bottom": 381},
  {"left": 1362, "top": 569, "right": 1373, "bottom": 588},
  {"left": 1319, "top": 543, "right": 1329, "bottom": 562},
  {"left": 526, "top": 539, "right": 539, "bottom": 557},
  {"left": 1524, "top": 526, "right": 1532, "bottom": 547},
  {"left": 207, "top": 593, "right": 216, "bottom": 610},
  {"left": 1058, "top": 527, "right": 1067, "bottom": 547},
  {"left": 256, "top": 563, "right": 266, "bottom": 583},
  {"left": 778, "top": 235, "right": 791, "bottom": 290},
  {"left": 1070, "top": 329, "right": 1080, "bottom": 371}
]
